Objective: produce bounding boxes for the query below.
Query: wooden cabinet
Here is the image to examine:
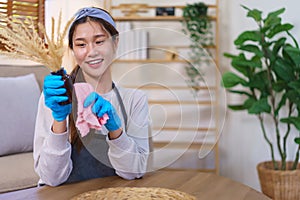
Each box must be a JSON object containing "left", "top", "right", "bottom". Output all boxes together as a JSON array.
[{"left": 105, "top": 0, "right": 221, "bottom": 174}]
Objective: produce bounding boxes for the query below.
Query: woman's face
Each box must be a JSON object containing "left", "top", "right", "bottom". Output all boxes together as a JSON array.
[{"left": 72, "top": 21, "right": 117, "bottom": 79}]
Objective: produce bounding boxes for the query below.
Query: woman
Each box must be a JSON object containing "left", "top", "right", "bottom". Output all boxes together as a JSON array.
[{"left": 33, "top": 7, "right": 149, "bottom": 186}]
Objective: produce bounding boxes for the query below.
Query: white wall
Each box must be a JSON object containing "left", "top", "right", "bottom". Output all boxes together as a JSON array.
[
  {"left": 45, "top": 0, "right": 103, "bottom": 27},
  {"left": 218, "top": 0, "right": 300, "bottom": 191}
]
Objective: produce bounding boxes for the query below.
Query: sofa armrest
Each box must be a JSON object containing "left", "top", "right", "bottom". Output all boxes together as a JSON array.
[{"left": 0, "top": 152, "right": 39, "bottom": 193}]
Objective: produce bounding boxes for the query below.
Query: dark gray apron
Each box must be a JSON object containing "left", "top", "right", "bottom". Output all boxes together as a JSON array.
[{"left": 66, "top": 69, "right": 128, "bottom": 184}]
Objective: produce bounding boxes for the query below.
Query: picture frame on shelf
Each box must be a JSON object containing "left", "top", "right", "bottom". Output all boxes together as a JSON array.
[{"left": 155, "top": 7, "right": 175, "bottom": 16}]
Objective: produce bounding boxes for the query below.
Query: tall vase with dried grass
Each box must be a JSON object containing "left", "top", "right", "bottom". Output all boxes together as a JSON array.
[{"left": 0, "top": 13, "right": 74, "bottom": 104}]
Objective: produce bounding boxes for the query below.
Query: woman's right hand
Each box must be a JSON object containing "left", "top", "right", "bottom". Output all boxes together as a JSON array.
[{"left": 43, "top": 74, "right": 72, "bottom": 122}]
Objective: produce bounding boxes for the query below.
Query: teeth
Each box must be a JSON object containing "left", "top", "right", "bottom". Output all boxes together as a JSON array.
[{"left": 88, "top": 59, "right": 103, "bottom": 64}]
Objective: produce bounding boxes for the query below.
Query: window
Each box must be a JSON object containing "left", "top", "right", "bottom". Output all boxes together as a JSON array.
[{"left": 0, "top": 0, "right": 45, "bottom": 45}]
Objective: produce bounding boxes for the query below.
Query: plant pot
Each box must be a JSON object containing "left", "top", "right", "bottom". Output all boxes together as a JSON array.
[
  {"left": 51, "top": 68, "right": 73, "bottom": 105},
  {"left": 257, "top": 161, "right": 300, "bottom": 200}
]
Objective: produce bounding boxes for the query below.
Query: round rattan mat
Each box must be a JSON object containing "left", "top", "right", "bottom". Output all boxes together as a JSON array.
[{"left": 71, "top": 187, "right": 196, "bottom": 200}]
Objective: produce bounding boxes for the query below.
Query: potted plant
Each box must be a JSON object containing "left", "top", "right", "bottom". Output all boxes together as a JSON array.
[
  {"left": 221, "top": 5, "right": 300, "bottom": 200},
  {"left": 182, "top": 2, "right": 214, "bottom": 93}
]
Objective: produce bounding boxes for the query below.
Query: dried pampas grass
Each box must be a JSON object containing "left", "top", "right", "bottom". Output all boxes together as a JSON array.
[{"left": 0, "top": 12, "right": 73, "bottom": 72}]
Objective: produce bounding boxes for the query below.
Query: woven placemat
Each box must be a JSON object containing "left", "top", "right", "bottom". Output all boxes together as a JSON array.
[{"left": 71, "top": 187, "right": 196, "bottom": 200}]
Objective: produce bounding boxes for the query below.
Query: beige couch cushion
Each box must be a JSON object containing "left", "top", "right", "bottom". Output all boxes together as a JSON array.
[
  {"left": 0, "top": 74, "right": 41, "bottom": 156},
  {"left": 0, "top": 152, "right": 39, "bottom": 193}
]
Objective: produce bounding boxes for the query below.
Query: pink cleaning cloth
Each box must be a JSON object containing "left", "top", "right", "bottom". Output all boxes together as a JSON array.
[{"left": 74, "top": 83, "right": 109, "bottom": 137}]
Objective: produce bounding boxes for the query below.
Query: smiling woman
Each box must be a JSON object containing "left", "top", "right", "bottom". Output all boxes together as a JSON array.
[{"left": 33, "top": 7, "right": 150, "bottom": 187}]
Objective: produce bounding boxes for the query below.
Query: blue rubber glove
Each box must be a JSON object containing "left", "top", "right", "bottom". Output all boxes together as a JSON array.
[
  {"left": 84, "top": 92, "right": 121, "bottom": 131},
  {"left": 43, "top": 74, "right": 72, "bottom": 122}
]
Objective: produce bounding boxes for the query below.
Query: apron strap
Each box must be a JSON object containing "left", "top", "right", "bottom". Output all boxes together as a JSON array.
[{"left": 112, "top": 82, "right": 128, "bottom": 132}]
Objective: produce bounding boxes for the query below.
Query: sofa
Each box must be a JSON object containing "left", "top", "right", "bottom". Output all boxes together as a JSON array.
[{"left": 0, "top": 64, "right": 49, "bottom": 193}]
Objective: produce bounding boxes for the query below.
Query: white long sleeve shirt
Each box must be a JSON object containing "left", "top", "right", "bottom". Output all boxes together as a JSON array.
[{"left": 33, "top": 85, "right": 149, "bottom": 186}]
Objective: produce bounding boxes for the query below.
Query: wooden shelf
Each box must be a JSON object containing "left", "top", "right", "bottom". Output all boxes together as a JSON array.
[
  {"left": 152, "top": 126, "right": 216, "bottom": 132},
  {"left": 148, "top": 100, "right": 215, "bottom": 105},
  {"left": 111, "top": 4, "right": 217, "bottom": 10},
  {"left": 114, "top": 58, "right": 217, "bottom": 64},
  {"left": 149, "top": 45, "right": 217, "bottom": 49},
  {"left": 123, "top": 85, "right": 216, "bottom": 91},
  {"left": 114, "top": 16, "right": 217, "bottom": 22},
  {"left": 153, "top": 141, "right": 216, "bottom": 150},
  {"left": 114, "top": 59, "right": 188, "bottom": 63}
]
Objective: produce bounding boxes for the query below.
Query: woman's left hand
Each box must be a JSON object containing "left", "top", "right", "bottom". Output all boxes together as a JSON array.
[{"left": 84, "top": 92, "right": 121, "bottom": 131}]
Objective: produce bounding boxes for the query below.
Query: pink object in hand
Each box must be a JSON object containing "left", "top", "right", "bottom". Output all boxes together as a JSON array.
[{"left": 74, "top": 83, "right": 109, "bottom": 137}]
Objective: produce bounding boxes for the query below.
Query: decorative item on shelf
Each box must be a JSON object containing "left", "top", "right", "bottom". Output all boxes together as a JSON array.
[
  {"left": 182, "top": 2, "right": 214, "bottom": 95},
  {"left": 165, "top": 47, "right": 178, "bottom": 61},
  {"left": 0, "top": 12, "right": 74, "bottom": 103},
  {"left": 222, "top": 5, "right": 300, "bottom": 200},
  {"left": 156, "top": 7, "right": 175, "bottom": 16},
  {"left": 118, "top": 4, "right": 149, "bottom": 17}
]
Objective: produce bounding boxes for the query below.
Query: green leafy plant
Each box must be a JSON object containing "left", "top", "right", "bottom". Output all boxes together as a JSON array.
[
  {"left": 182, "top": 2, "right": 214, "bottom": 92},
  {"left": 222, "top": 5, "right": 300, "bottom": 170}
]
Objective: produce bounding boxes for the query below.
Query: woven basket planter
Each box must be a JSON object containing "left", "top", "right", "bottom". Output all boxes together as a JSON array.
[{"left": 257, "top": 161, "right": 300, "bottom": 200}]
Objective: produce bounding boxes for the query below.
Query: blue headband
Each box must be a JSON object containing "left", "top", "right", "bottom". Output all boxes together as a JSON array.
[{"left": 74, "top": 7, "right": 116, "bottom": 28}]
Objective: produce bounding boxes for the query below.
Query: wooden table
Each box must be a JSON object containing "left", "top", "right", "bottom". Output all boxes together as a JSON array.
[{"left": 0, "top": 170, "right": 270, "bottom": 200}]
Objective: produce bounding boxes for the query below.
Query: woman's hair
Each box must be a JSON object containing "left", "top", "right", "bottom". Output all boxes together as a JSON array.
[
  {"left": 69, "top": 66, "right": 80, "bottom": 149},
  {"left": 68, "top": 8, "right": 119, "bottom": 150}
]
